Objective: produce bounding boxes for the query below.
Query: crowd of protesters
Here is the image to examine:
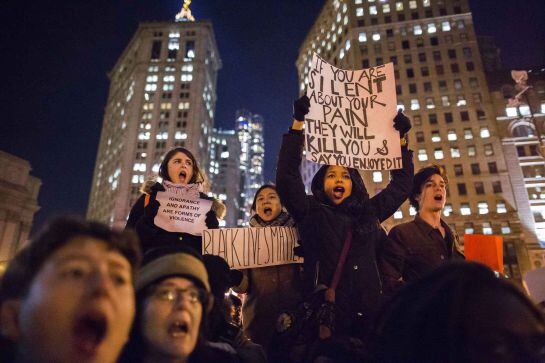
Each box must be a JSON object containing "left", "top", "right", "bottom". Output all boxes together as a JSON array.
[{"left": 1, "top": 96, "right": 544, "bottom": 363}]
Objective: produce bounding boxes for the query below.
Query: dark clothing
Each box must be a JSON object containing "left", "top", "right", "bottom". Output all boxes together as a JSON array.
[
  {"left": 380, "top": 214, "right": 465, "bottom": 294},
  {"left": 238, "top": 211, "right": 303, "bottom": 351},
  {"left": 276, "top": 130, "right": 414, "bottom": 335},
  {"left": 126, "top": 182, "right": 219, "bottom": 255}
]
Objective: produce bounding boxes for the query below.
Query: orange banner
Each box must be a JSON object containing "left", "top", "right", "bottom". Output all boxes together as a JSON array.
[{"left": 464, "top": 234, "right": 503, "bottom": 273}]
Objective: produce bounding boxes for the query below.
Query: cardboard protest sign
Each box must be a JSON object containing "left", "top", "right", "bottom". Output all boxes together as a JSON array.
[
  {"left": 154, "top": 182, "right": 212, "bottom": 236},
  {"left": 464, "top": 234, "right": 503, "bottom": 273},
  {"left": 305, "top": 53, "right": 401, "bottom": 170},
  {"left": 202, "top": 227, "right": 303, "bottom": 269}
]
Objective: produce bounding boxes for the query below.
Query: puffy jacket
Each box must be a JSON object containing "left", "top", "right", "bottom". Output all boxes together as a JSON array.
[
  {"left": 126, "top": 182, "right": 221, "bottom": 255},
  {"left": 276, "top": 129, "right": 413, "bottom": 335}
]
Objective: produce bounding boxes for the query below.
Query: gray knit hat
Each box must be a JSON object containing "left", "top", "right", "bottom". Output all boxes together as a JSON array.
[{"left": 136, "top": 250, "right": 210, "bottom": 293}]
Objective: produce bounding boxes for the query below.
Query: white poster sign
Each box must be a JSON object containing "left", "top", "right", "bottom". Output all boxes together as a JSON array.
[
  {"left": 202, "top": 227, "right": 303, "bottom": 269},
  {"left": 305, "top": 53, "right": 401, "bottom": 170},
  {"left": 154, "top": 182, "right": 212, "bottom": 236}
]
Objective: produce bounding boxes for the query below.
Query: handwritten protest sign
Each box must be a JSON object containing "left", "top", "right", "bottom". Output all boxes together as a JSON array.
[
  {"left": 305, "top": 53, "right": 401, "bottom": 170},
  {"left": 154, "top": 182, "right": 212, "bottom": 236},
  {"left": 202, "top": 227, "right": 303, "bottom": 269}
]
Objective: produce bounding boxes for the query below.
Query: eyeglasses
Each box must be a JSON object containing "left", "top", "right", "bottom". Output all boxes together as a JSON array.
[{"left": 151, "top": 286, "right": 206, "bottom": 305}]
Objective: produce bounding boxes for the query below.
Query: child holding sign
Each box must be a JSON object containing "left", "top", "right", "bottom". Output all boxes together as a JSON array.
[
  {"left": 126, "top": 147, "right": 224, "bottom": 255},
  {"left": 276, "top": 95, "right": 413, "bottom": 347},
  {"left": 234, "top": 185, "right": 303, "bottom": 359}
]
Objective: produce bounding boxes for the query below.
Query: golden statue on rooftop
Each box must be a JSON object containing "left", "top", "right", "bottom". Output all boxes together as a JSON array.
[{"left": 176, "top": 0, "right": 195, "bottom": 22}]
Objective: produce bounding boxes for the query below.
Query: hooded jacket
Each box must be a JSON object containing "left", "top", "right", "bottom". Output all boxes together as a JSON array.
[
  {"left": 276, "top": 130, "right": 413, "bottom": 335},
  {"left": 126, "top": 181, "right": 222, "bottom": 255}
]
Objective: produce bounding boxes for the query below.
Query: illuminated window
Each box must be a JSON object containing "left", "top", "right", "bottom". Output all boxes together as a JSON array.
[
  {"left": 418, "top": 149, "right": 428, "bottom": 161},
  {"left": 478, "top": 202, "right": 489, "bottom": 215},
  {"left": 178, "top": 102, "right": 190, "bottom": 110},
  {"left": 464, "top": 128, "right": 473, "bottom": 139},
  {"left": 396, "top": 2, "right": 403, "bottom": 11},
  {"left": 356, "top": 7, "right": 364, "bottom": 16},
  {"left": 451, "top": 147, "right": 460, "bottom": 158},
  {"left": 409, "top": 0, "right": 417, "bottom": 9},
  {"left": 160, "top": 103, "right": 172, "bottom": 110},
  {"left": 434, "top": 148, "right": 444, "bottom": 160},
  {"left": 519, "top": 105, "right": 531, "bottom": 116},
  {"left": 423, "top": 0, "right": 431, "bottom": 6},
  {"left": 456, "top": 95, "right": 467, "bottom": 106},
  {"left": 414, "top": 25, "right": 422, "bottom": 35},
  {"left": 146, "top": 75, "right": 158, "bottom": 82},
  {"left": 505, "top": 107, "right": 518, "bottom": 117},
  {"left": 464, "top": 222, "right": 474, "bottom": 234},
  {"left": 181, "top": 74, "right": 193, "bottom": 82},
  {"left": 373, "top": 171, "right": 383, "bottom": 182},
  {"left": 345, "top": 39, "right": 351, "bottom": 50},
  {"left": 460, "top": 204, "right": 471, "bottom": 216},
  {"left": 427, "top": 23, "right": 437, "bottom": 33},
  {"left": 372, "top": 32, "right": 381, "bottom": 41},
  {"left": 484, "top": 143, "right": 494, "bottom": 156},
  {"left": 482, "top": 222, "right": 492, "bottom": 235},
  {"left": 359, "top": 32, "right": 367, "bottom": 42},
  {"left": 480, "top": 127, "right": 491, "bottom": 138},
  {"left": 370, "top": 5, "right": 377, "bottom": 15},
  {"left": 426, "top": 97, "right": 435, "bottom": 109},
  {"left": 442, "top": 96, "right": 450, "bottom": 107},
  {"left": 443, "top": 204, "right": 453, "bottom": 217},
  {"left": 501, "top": 222, "right": 511, "bottom": 234},
  {"left": 431, "top": 131, "right": 441, "bottom": 142},
  {"left": 497, "top": 202, "right": 507, "bottom": 214},
  {"left": 411, "top": 99, "right": 420, "bottom": 110},
  {"left": 339, "top": 49, "right": 345, "bottom": 59},
  {"left": 468, "top": 146, "right": 476, "bottom": 157},
  {"left": 447, "top": 130, "right": 457, "bottom": 141},
  {"left": 442, "top": 21, "right": 451, "bottom": 31},
  {"left": 383, "top": 4, "right": 390, "bottom": 13}
]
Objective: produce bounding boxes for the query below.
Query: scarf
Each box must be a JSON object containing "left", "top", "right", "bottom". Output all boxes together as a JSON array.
[{"left": 249, "top": 209, "right": 295, "bottom": 228}]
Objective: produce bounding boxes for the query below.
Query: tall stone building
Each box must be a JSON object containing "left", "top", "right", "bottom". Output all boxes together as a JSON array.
[
  {"left": 236, "top": 109, "right": 265, "bottom": 225},
  {"left": 208, "top": 128, "right": 241, "bottom": 227},
  {"left": 296, "top": 0, "right": 537, "bottom": 278},
  {"left": 488, "top": 67, "right": 545, "bottom": 270},
  {"left": 0, "top": 151, "right": 41, "bottom": 272},
  {"left": 87, "top": 5, "right": 221, "bottom": 229}
]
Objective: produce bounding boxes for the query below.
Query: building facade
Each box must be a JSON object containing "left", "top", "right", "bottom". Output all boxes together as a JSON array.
[
  {"left": 208, "top": 128, "right": 241, "bottom": 227},
  {"left": 488, "top": 68, "right": 545, "bottom": 270},
  {"left": 87, "top": 12, "right": 221, "bottom": 229},
  {"left": 236, "top": 109, "right": 265, "bottom": 225},
  {"left": 296, "top": 0, "right": 538, "bottom": 278},
  {"left": 0, "top": 151, "right": 41, "bottom": 272}
]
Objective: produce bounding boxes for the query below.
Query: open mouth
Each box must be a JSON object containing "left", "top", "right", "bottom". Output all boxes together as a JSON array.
[
  {"left": 169, "top": 321, "right": 189, "bottom": 338},
  {"left": 263, "top": 207, "right": 272, "bottom": 215},
  {"left": 179, "top": 170, "right": 187, "bottom": 183},
  {"left": 434, "top": 194, "right": 443, "bottom": 202},
  {"left": 73, "top": 311, "right": 107, "bottom": 355},
  {"left": 333, "top": 186, "right": 345, "bottom": 199}
]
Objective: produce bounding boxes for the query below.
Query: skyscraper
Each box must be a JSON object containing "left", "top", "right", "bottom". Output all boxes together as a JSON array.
[
  {"left": 87, "top": 4, "right": 221, "bottom": 229},
  {"left": 488, "top": 67, "right": 545, "bottom": 270},
  {"left": 296, "top": 0, "right": 538, "bottom": 278},
  {"left": 236, "top": 109, "right": 265, "bottom": 225},
  {"left": 208, "top": 128, "right": 241, "bottom": 227}
]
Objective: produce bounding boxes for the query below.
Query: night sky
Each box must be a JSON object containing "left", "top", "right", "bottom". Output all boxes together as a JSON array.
[{"left": 1, "top": 1, "right": 543, "bottom": 234}]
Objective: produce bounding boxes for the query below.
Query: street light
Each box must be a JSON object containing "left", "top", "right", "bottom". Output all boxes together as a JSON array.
[{"left": 508, "top": 70, "right": 545, "bottom": 157}]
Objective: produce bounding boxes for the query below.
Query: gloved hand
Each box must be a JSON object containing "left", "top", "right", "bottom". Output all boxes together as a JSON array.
[
  {"left": 393, "top": 109, "right": 411, "bottom": 138},
  {"left": 205, "top": 210, "right": 219, "bottom": 229},
  {"left": 293, "top": 95, "right": 311, "bottom": 121}
]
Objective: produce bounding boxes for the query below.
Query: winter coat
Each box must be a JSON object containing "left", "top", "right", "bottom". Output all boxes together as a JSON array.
[
  {"left": 380, "top": 215, "right": 465, "bottom": 294},
  {"left": 235, "top": 211, "right": 303, "bottom": 350},
  {"left": 126, "top": 181, "right": 221, "bottom": 255},
  {"left": 276, "top": 129, "right": 413, "bottom": 335}
]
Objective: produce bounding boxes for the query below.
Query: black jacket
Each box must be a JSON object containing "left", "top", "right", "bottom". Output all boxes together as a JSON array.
[
  {"left": 126, "top": 182, "right": 219, "bottom": 255},
  {"left": 276, "top": 130, "right": 413, "bottom": 334}
]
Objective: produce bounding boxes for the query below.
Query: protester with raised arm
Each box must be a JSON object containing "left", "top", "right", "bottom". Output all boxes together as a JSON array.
[{"left": 275, "top": 95, "right": 413, "bottom": 360}]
